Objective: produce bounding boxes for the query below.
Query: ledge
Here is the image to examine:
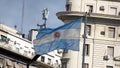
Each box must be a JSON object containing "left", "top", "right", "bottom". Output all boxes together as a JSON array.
[
  {"left": 56, "top": 11, "right": 120, "bottom": 21},
  {"left": 0, "top": 47, "right": 53, "bottom": 68}
]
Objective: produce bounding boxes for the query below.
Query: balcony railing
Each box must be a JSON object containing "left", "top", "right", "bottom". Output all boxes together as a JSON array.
[
  {"left": 101, "top": 0, "right": 120, "bottom": 2},
  {"left": 56, "top": 11, "right": 120, "bottom": 21}
]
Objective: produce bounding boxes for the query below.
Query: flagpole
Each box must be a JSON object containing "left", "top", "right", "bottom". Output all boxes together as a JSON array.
[
  {"left": 82, "top": 12, "right": 88, "bottom": 68},
  {"left": 27, "top": 55, "right": 41, "bottom": 68},
  {"left": 21, "top": 0, "right": 25, "bottom": 33}
]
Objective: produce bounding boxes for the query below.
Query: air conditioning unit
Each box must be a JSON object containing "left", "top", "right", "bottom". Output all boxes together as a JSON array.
[
  {"left": 114, "top": 57, "right": 120, "bottom": 61},
  {"left": 100, "top": 6, "right": 105, "bottom": 11},
  {"left": 103, "top": 55, "right": 109, "bottom": 60},
  {"left": 119, "top": 12, "right": 120, "bottom": 15},
  {"left": 100, "top": 31, "right": 105, "bottom": 35}
]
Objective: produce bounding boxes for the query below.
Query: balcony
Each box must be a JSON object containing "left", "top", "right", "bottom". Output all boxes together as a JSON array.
[
  {"left": 101, "top": 0, "right": 120, "bottom": 2},
  {"left": 56, "top": 11, "right": 120, "bottom": 22}
]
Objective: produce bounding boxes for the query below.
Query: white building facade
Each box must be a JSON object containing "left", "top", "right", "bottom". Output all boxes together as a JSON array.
[
  {"left": 0, "top": 24, "right": 34, "bottom": 58},
  {"left": 0, "top": 24, "right": 54, "bottom": 68},
  {"left": 0, "top": 23, "right": 36, "bottom": 68},
  {"left": 56, "top": 0, "right": 120, "bottom": 68}
]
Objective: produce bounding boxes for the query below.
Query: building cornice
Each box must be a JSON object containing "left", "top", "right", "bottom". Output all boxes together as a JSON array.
[
  {"left": 100, "top": 0, "right": 120, "bottom": 2},
  {"left": 56, "top": 11, "right": 120, "bottom": 22},
  {"left": 0, "top": 47, "right": 53, "bottom": 68}
]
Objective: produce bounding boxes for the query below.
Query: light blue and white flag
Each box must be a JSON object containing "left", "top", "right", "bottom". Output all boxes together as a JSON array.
[
  {"left": 36, "top": 28, "right": 53, "bottom": 39},
  {"left": 34, "top": 18, "right": 82, "bottom": 55}
]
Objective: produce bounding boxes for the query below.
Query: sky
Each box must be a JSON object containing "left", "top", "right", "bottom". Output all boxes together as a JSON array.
[{"left": 0, "top": 0, "right": 65, "bottom": 35}]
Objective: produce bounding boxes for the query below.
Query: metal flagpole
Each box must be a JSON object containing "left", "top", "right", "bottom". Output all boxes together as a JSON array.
[
  {"left": 27, "top": 55, "right": 41, "bottom": 68},
  {"left": 82, "top": 12, "right": 88, "bottom": 68}
]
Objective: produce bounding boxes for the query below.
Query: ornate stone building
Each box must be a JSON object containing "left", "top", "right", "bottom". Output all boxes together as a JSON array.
[{"left": 56, "top": 0, "right": 120, "bottom": 68}]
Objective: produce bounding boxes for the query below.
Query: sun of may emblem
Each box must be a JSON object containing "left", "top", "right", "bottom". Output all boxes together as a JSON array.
[{"left": 54, "top": 32, "right": 60, "bottom": 38}]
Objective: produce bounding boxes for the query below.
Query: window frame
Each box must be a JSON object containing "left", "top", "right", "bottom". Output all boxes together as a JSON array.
[
  {"left": 47, "top": 58, "right": 51, "bottom": 65},
  {"left": 86, "top": 5, "right": 93, "bottom": 13},
  {"left": 107, "top": 46, "right": 114, "bottom": 57},
  {"left": 108, "top": 27, "right": 115, "bottom": 38},
  {"left": 109, "top": 7, "right": 117, "bottom": 15},
  {"left": 86, "top": 25, "right": 91, "bottom": 36},
  {"left": 84, "top": 63, "right": 89, "bottom": 68},
  {"left": 41, "top": 56, "right": 45, "bottom": 62},
  {"left": 66, "top": 2, "right": 72, "bottom": 11},
  {"left": 85, "top": 44, "right": 90, "bottom": 56},
  {"left": 0, "top": 58, "right": 3, "bottom": 68},
  {"left": 106, "top": 66, "right": 113, "bottom": 68}
]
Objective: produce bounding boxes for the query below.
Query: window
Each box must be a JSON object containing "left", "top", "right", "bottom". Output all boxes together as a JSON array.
[
  {"left": 57, "top": 50, "right": 63, "bottom": 54},
  {"left": 108, "top": 27, "right": 115, "bottom": 38},
  {"left": 66, "top": 2, "right": 72, "bottom": 11},
  {"left": 100, "top": 6, "right": 105, "bottom": 11},
  {"left": 14, "top": 41, "right": 16, "bottom": 45},
  {"left": 101, "top": 31, "right": 105, "bottom": 35},
  {"left": 86, "top": 25, "right": 91, "bottom": 36},
  {"left": 23, "top": 50, "right": 28, "bottom": 56},
  {"left": 86, "top": 5, "right": 93, "bottom": 13},
  {"left": 47, "top": 58, "right": 51, "bottom": 65},
  {"left": 20, "top": 47, "right": 22, "bottom": 49},
  {"left": 119, "top": 34, "right": 120, "bottom": 37},
  {"left": 56, "top": 60, "right": 59, "bottom": 65},
  {"left": 62, "top": 61, "right": 67, "bottom": 68},
  {"left": 1, "top": 35, "right": 9, "bottom": 42},
  {"left": 1, "top": 35, "right": 7, "bottom": 41},
  {"left": 54, "top": 60, "right": 60, "bottom": 68},
  {"left": 119, "top": 12, "right": 120, "bottom": 15},
  {"left": 16, "top": 47, "right": 19, "bottom": 53},
  {"left": 41, "top": 56, "right": 45, "bottom": 62},
  {"left": 107, "top": 46, "right": 114, "bottom": 57},
  {"left": 0, "top": 58, "right": 3, "bottom": 68},
  {"left": 85, "top": 44, "right": 90, "bottom": 56},
  {"left": 62, "top": 50, "right": 68, "bottom": 57},
  {"left": 109, "top": 7, "right": 117, "bottom": 15},
  {"left": 106, "top": 66, "right": 113, "bottom": 68},
  {"left": 31, "top": 52, "right": 34, "bottom": 56},
  {"left": 84, "top": 63, "right": 89, "bottom": 68},
  {"left": 28, "top": 51, "right": 31, "bottom": 53},
  {"left": 63, "top": 50, "right": 68, "bottom": 53}
]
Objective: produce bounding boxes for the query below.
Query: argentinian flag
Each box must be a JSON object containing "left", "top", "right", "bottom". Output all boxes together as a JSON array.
[{"left": 34, "top": 18, "right": 82, "bottom": 55}]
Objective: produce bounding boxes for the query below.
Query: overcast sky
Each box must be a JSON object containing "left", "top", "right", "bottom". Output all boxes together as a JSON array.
[{"left": 0, "top": 0, "right": 65, "bottom": 35}]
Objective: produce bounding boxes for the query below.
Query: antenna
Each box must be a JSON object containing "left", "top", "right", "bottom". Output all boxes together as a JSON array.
[
  {"left": 21, "top": 0, "right": 25, "bottom": 33},
  {"left": 14, "top": 25, "right": 17, "bottom": 29}
]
